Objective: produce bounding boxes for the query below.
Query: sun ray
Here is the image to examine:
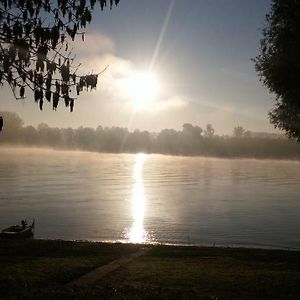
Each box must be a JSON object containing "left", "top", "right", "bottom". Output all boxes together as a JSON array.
[{"left": 149, "top": 0, "right": 175, "bottom": 71}]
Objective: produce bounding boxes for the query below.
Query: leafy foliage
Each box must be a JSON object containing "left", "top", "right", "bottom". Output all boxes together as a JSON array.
[
  {"left": 254, "top": 0, "right": 300, "bottom": 141},
  {"left": 0, "top": 0, "right": 120, "bottom": 112},
  {"left": 233, "top": 126, "right": 245, "bottom": 138}
]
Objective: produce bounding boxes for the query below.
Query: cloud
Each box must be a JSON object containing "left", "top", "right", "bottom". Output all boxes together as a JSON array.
[
  {"left": 147, "top": 95, "right": 188, "bottom": 112},
  {"left": 70, "top": 31, "right": 189, "bottom": 116},
  {"left": 71, "top": 32, "right": 115, "bottom": 58}
]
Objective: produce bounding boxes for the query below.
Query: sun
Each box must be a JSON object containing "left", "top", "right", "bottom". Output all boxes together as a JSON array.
[{"left": 124, "top": 71, "right": 159, "bottom": 110}]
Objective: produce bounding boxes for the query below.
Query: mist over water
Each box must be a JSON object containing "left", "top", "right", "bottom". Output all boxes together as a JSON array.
[{"left": 0, "top": 147, "right": 300, "bottom": 249}]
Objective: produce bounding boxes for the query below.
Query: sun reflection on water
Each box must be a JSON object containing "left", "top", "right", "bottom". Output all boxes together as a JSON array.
[{"left": 125, "top": 153, "right": 150, "bottom": 243}]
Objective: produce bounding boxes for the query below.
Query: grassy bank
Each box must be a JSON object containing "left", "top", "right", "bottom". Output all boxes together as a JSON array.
[{"left": 0, "top": 239, "right": 300, "bottom": 299}]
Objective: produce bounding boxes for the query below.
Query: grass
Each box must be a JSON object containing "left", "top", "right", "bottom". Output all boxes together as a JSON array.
[
  {"left": 0, "top": 239, "right": 140, "bottom": 298},
  {"left": 99, "top": 245, "right": 300, "bottom": 299},
  {"left": 0, "top": 240, "right": 300, "bottom": 299}
]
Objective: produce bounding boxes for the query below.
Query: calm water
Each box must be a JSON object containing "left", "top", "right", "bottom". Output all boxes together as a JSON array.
[{"left": 0, "top": 147, "right": 299, "bottom": 249}]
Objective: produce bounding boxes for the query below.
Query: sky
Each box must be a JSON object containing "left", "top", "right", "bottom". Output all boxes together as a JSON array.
[{"left": 0, "top": 0, "right": 276, "bottom": 135}]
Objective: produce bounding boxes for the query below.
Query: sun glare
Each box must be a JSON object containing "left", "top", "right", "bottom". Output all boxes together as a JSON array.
[
  {"left": 125, "top": 153, "right": 150, "bottom": 243},
  {"left": 124, "top": 72, "right": 159, "bottom": 110}
]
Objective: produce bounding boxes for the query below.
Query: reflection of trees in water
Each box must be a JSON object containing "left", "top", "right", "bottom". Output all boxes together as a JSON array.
[{"left": 0, "top": 112, "right": 299, "bottom": 159}]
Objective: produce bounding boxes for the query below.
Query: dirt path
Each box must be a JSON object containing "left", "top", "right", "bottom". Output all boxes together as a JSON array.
[{"left": 66, "top": 248, "right": 149, "bottom": 287}]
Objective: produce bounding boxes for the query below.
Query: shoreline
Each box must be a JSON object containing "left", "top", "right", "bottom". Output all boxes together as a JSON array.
[{"left": 33, "top": 237, "right": 300, "bottom": 252}]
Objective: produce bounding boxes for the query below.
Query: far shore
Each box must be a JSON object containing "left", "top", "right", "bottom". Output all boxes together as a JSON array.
[{"left": 1, "top": 238, "right": 299, "bottom": 299}]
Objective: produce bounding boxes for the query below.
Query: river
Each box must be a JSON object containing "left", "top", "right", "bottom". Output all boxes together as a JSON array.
[{"left": 0, "top": 147, "right": 299, "bottom": 249}]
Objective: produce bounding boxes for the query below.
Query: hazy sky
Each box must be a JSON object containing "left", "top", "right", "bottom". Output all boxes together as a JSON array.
[{"left": 0, "top": 0, "right": 275, "bottom": 134}]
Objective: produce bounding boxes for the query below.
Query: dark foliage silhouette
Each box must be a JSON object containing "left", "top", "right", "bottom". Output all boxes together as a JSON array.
[
  {"left": 0, "top": 0, "right": 120, "bottom": 112},
  {"left": 233, "top": 126, "right": 245, "bottom": 138},
  {"left": 254, "top": 0, "right": 300, "bottom": 141},
  {"left": 204, "top": 124, "right": 214, "bottom": 138}
]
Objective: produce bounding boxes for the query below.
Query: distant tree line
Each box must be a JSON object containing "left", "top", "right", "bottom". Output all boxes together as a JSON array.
[{"left": 0, "top": 112, "right": 299, "bottom": 159}]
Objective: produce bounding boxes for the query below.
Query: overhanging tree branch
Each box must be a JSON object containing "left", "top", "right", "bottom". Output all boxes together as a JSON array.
[{"left": 0, "top": 0, "right": 120, "bottom": 112}]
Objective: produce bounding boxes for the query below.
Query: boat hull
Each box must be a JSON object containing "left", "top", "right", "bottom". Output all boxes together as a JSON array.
[{"left": 0, "top": 223, "right": 34, "bottom": 239}]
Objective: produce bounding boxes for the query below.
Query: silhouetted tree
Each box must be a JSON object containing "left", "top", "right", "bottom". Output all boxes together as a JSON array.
[
  {"left": 0, "top": 0, "right": 120, "bottom": 112},
  {"left": 204, "top": 124, "right": 215, "bottom": 138},
  {"left": 233, "top": 126, "right": 245, "bottom": 138},
  {"left": 0, "top": 111, "right": 23, "bottom": 130},
  {"left": 181, "top": 123, "right": 203, "bottom": 154},
  {"left": 254, "top": 0, "right": 300, "bottom": 141},
  {"left": 244, "top": 130, "right": 251, "bottom": 138},
  {"left": 0, "top": 111, "right": 23, "bottom": 141},
  {"left": 37, "top": 123, "right": 50, "bottom": 144},
  {"left": 74, "top": 126, "right": 96, "bottom": 150},
  {"left": 22, "top": 125, "right": 38, "bottom": 144},
  {"left": 182, "top": 123, "right": 203, "bottom": 137},
  {"left": 61, "top": 127, "right": 75, "bottom": 149},
  {"left": 157, "top": 128, "right": 181, "bottom": 154}
]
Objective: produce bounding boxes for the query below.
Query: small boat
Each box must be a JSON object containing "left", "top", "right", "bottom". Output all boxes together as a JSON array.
[{"left": 0, "top": 220, "right": 35, "bottom": 239}]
